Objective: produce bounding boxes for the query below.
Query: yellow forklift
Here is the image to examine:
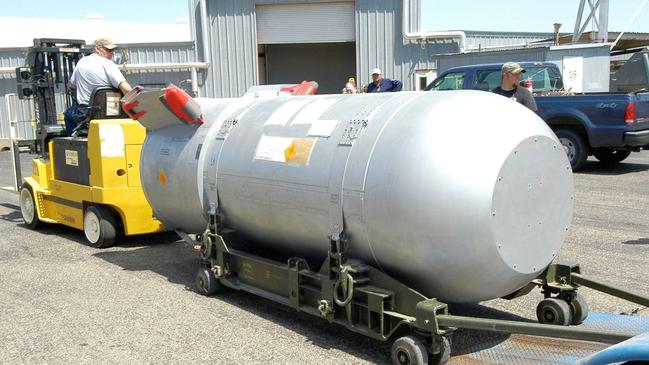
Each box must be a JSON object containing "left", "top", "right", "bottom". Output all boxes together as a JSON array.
[{"left": 16, "top": 39, "right": 164, "bottom": 247}]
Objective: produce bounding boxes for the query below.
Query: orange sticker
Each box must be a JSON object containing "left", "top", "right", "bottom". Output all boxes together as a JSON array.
[
  {"left": 285, "top": 138, "right": 315, "bottom": 165},
  {"left": 159, "top": 170, "right": 167, "bottom": 186},
  {"left": 284, "top": 142, "right": 297, "bottom": 161}
]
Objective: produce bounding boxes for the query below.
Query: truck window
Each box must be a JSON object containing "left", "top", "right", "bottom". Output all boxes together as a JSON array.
[
  {"left": 473, "top": 70, "right": 501, "bottom": 91},
  {"left": 426, "top": 72, "right": 465, "bottom": 90},
  {"left": 519, "top": 66, "right": 564, "bottom": 91}
]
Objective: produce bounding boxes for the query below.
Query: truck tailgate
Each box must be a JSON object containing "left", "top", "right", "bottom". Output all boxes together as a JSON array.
[{"left": 635, "top": 92, "right": 649, "bottom": 128}]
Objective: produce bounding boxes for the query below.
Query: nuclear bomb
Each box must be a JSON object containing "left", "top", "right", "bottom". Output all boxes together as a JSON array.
[{"left": 126, "top": 88, "right": 573, "bottom": 303}]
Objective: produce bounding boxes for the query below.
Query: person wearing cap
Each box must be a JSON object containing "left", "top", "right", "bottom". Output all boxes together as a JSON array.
[
  {"left": 64, "top": 37, "right": 132, "bottom": 135},
  {"left": 491, "top": 61, "right": 537, "bottom": 112},
  {"left": 366, "top": 68, "right": 402, "bottom": 93}
]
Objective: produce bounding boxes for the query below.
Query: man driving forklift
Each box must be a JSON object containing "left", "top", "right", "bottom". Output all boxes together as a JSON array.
[
  {"left": 19, "top": 38, "right": 165, "bottom": 248},
  {"left": 64, "top": 37, "right": 132, "bottom": 136}
]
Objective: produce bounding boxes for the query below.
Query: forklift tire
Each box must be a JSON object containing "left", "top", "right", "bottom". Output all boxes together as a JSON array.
[
  {"left": 391, "top": 335, "right": 429, "bottom": 365},
  {"left": 83, "top": 205, "right": 117, "bottom": 248},
  {"left": 19, "top": 184, "right": 41, "bottom": 229}
]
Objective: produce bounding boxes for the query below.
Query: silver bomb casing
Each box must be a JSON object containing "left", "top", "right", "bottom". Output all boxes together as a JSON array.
[{"left": 139, "top": 90, "right": 574, "bottom": 303}]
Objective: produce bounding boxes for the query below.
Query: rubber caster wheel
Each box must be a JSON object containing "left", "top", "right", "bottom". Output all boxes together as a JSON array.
[
  {"left": 429, "top": 336, "right": 451, "bottom": 365},
  {"left": 566, "top": 292, "right": 589, "bottom": 325},
  {"left": 195, "top": 267, "right": 221, "bottom": 296},
  {"left": 536, "top": 297, "right": 573, "bottom": 326},
  {"left": 19, "top": 184, "right": 41, "bottom": 229},
  {"left": 83, "top": 205, "right": 117, "bottom": 248},
  {"left": 391, "top": 335, "right": 428, "bottom": 365}
]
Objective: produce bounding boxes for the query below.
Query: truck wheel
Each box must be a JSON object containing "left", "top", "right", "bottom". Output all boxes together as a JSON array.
[
  {"left": 19, "top": 184, "right": 41, "bottom": 229},
  {"left": 83, "top": 205, "right": 117, "bottom": 248},
  {"left": 391, "top": 335, "right": 428, "bottom": 365},
  {"left": 555, "top": 129, "right": 588, "bottom": 171},
  {"left": 593, "top": 148, "right": 631, "bottom": 165}
]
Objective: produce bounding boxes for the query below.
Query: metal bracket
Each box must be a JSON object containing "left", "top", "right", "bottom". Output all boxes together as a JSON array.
[
  {"left": 415, "top": 299, "right": 450, "bottom": 335},
  {"left": 288, "top": 257, "right": 310, "bottom": 310},
  {"left": 537, "top": 262, "right": 582, "bottom": 295},
  {"left": 537, "top": 262, "right": 649, "bottom": 307}
]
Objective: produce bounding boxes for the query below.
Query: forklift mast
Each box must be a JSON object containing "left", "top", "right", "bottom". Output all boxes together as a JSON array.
[{"left": 15, "top": 38, "right": 91, "bottom": 154}]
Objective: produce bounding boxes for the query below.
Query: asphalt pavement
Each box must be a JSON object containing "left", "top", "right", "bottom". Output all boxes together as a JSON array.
[{"left": 0, "top": 149, "right": 648, "bottom": 364}]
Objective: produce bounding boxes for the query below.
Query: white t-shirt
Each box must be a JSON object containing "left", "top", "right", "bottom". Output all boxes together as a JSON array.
[{"left": 70, "top": 53, "right": 126, "bottom": 105}]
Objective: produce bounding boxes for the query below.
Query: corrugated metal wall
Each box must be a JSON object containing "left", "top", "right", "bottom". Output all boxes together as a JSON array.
[
  {"left": 437, "top": 47, "right": 549, "bottom": 72},
  {"left": 124, "top": 42, "right": 196, "bottom": 64},
  {"left": 191, "top": 0, "right": 460, "bottom": 97},
  {"left": 190, "top": 0, "right": 258, "bottom": 98},
  {"left": 121, "top": 42, "right": 201, "bottom": 89},
  {"left": 464, "top": 31, "right": 555, "bottom": 50}
]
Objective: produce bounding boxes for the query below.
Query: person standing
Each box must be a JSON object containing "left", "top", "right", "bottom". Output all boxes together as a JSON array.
[
  {"left": 491, "top": 62, "right": 537, "bottom": 112},
  {"left": 366, "top": 68, "right": 402, "bottom": 93},
  {"left": 65, "top": 37, "right": 132, "bottom": 135}
]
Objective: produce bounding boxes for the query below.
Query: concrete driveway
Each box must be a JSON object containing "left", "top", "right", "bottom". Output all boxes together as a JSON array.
[{"left": 1, "top": 150, "right": 648, "bottom": 364}]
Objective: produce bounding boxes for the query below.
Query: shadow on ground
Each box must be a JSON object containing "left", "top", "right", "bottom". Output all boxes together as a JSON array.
[
  {"left": 0, "top": 202, "right": 22, "bottom": 223},
  {"left": 577, "top": 160, "right": 649, "bottom": 176},
  {"left": 92, "top": 240, "right": 532, "bottom": 363},
  {"left": 622, "top": 238, "right": 649, "bottom": 245}
]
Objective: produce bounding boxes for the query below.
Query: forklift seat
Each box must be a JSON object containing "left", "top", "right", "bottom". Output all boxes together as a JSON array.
[{"left": 71, "top": 87, "right": 127, "bottom": 136}]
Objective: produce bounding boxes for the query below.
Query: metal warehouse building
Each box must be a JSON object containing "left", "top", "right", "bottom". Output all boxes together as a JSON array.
[
  {"left": 188, "top": 0, "right": 558, "bottom": 96},
  {"left": 4, "top": 0, "right": 648, "bottom": 148}
]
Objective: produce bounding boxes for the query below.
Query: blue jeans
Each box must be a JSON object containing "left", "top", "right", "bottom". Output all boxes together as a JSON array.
[{"left": 63, "top": 104, "right": 88, "bottom": 136}]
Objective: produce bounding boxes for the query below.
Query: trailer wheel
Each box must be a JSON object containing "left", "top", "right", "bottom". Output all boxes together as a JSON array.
[
  {"left": 83, "top": 205, "right": 117, "bottom": 248},
  {"left": 429, "top": 336, "right": 451, "bottom": 365},
  {"left": 391, "top": 335, "right": 428, "bottom": 365},
  {"left": 566, "top": 292, "right": 589, "bottom": 325},
  {"left": 555, "top": 129, "right": 587, "bottom": 171},
  {"left": 195, "top": 267, "right": 221, "bottom": 296},
  {"left": 536, "top": 297, "right": 572, "bottom": 326},
  {"left": 19, "top": 184, "right": 41, "bottom": 229},
  {"left": 593, "top": 148, "right": 631, "bottom": 165}
]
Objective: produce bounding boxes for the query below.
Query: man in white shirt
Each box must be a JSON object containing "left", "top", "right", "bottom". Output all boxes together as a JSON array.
[{"left": 64, "top": 37, "right": 132, "bottom": 135}]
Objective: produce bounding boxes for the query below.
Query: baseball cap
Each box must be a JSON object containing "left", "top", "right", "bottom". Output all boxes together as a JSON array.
[
  {"left": 371, "top": 68, "right": 382, "bottom": 75},
  {"left": 501, "top": 62, "right": 526, "bottom": 75},
  {"left": 92, "top": 37, "right": 118, "bottom": 50}
]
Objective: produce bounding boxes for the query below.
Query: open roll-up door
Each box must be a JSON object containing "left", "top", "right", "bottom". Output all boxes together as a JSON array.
[{"left": 256, "top": 2, "right": 355, "bottom": 44}]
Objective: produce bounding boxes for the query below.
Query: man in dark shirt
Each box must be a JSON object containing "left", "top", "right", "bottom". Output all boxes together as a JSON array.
[
  {"left": 366, "top": 68, "right": 402, "bottom": 93},
  {"left": 492, "top": 62, "right": 537, "bottom": 112}
]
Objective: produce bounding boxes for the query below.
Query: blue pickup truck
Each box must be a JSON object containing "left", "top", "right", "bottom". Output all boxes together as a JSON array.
[{"left": 425, "top": 62, "right": 649, "bottom": 170}]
